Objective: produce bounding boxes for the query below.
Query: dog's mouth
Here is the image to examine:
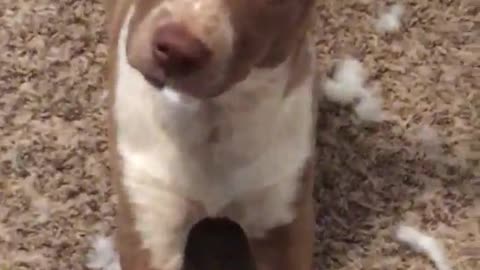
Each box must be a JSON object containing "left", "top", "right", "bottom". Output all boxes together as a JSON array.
[
  {"left": 144, "top": 73, "right": 166, "bottom": 89},
  {"left": 143, "top": 72, "right": 227, "bottom": 99}
]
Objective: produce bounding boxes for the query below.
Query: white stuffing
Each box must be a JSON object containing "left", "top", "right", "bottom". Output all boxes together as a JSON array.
[
  {"left": 414, "top": 125, "right": 443, "bottom": 155},
  {"left": 354, "top": 93, "right": 384, "bottom": 122},
  {"left": 86, "top": 235, "right": 122, "bottom": 270},
  {"left": 395, "top": 225, "right": 452, "bottom": 270},
  {"left": 31, "top": 197, "right": 51, "bottom": 223},
  {"left": 322, "top": 57, "right": 384, "bottom": 122},
  {"left": 322, "top": 58, "right": 368, "bottom": 105},
  {"left": 416, "top": 125, "right": 440, "bottom": 144},
  {"left": 375, "top": 4, "right": 405, "bottom": 33}
]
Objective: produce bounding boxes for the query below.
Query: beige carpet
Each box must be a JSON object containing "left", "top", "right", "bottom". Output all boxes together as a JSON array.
[{"left": 0, "top": 0, "right": 478, "bottom": 269}]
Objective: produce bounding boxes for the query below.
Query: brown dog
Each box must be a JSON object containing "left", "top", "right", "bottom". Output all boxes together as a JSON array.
[{"left": 103, "top": 0, "right": 318, "bottom": 269}]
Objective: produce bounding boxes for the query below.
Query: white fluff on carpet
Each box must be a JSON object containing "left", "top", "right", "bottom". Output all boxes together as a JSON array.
[
  {"left": 322, "top": 57, "right": 384, "bottom": 122},
  {"left": 375, "top": 3, "right": 405, "bottom": 33},
  {"left": 354, "top": 93, "right": 384, "bottom": 122},
  {"left": 395, "top": 225, "right": 452, "bottom": 270},
  {"left": 86, "top": 235, "right": 121, "bottom": 270},
  {"left": 322, "top": 58, "right": 368, "bottom": 105}
]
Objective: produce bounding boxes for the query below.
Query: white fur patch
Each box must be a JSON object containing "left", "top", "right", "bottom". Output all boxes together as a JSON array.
[{"left": 113, "top": 6, "right": 315, "bottom": 270}]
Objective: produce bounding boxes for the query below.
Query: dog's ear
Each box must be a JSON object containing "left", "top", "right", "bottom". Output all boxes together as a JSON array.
[{"left": 258, "top": 0, "right": 316, "bottom": 67}]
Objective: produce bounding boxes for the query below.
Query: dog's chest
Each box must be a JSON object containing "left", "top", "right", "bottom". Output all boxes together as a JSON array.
[
  {"left": 113, "top": 20, "right": 314, "bottom": 234},
  {"left": 174, "top": 86, "right": 312, "bottom": 210}
]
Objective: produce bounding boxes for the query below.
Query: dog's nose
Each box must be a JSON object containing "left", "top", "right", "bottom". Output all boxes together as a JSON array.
[{"left": 152, "top": 23, "right": 212, "bottom": 76}]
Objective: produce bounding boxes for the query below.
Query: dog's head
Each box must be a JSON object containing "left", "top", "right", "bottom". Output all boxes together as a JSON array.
[{"left": 107, "top": 0, "right": 314, "bottom": 98}]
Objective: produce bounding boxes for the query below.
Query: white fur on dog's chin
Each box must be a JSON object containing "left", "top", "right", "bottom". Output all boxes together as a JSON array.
[{"left": 114, "top": 6, "right": 315, "bottom": 270}]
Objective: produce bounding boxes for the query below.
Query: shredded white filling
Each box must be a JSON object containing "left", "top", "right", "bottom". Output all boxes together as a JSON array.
[
  {"left": 375, "top": 4, "right": 405, "bottom": 33},
  {"left": 322, "top": 58, "right": 384, "bottom": 122},
  {"left": 86, "top": 235, "right": 122, "bottom": 270},
  {"left": 395, "top": 225, "right": 452, "bottom": 270}
]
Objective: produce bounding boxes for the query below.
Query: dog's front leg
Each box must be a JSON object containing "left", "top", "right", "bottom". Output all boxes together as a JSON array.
[
  {"left": 114, "top": 170, "right": 201, "bottom": 270},
  {"left": 248, "top": 160, "right": 315, "bottom": 270}
]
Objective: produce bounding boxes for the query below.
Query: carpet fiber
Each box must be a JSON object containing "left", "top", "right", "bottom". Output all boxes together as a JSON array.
[{"left": 0, "top": 0, "right": 478, "bottom": 269}]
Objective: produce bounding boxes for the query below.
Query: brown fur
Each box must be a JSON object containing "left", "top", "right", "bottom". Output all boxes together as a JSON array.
[{"left": 220, "top": 0, "right": 316, "bottom": 84}]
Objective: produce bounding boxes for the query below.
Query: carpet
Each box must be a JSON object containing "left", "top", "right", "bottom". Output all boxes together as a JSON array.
[{"left": 0, "top": 0, "right": 478, "bottom": 269}]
